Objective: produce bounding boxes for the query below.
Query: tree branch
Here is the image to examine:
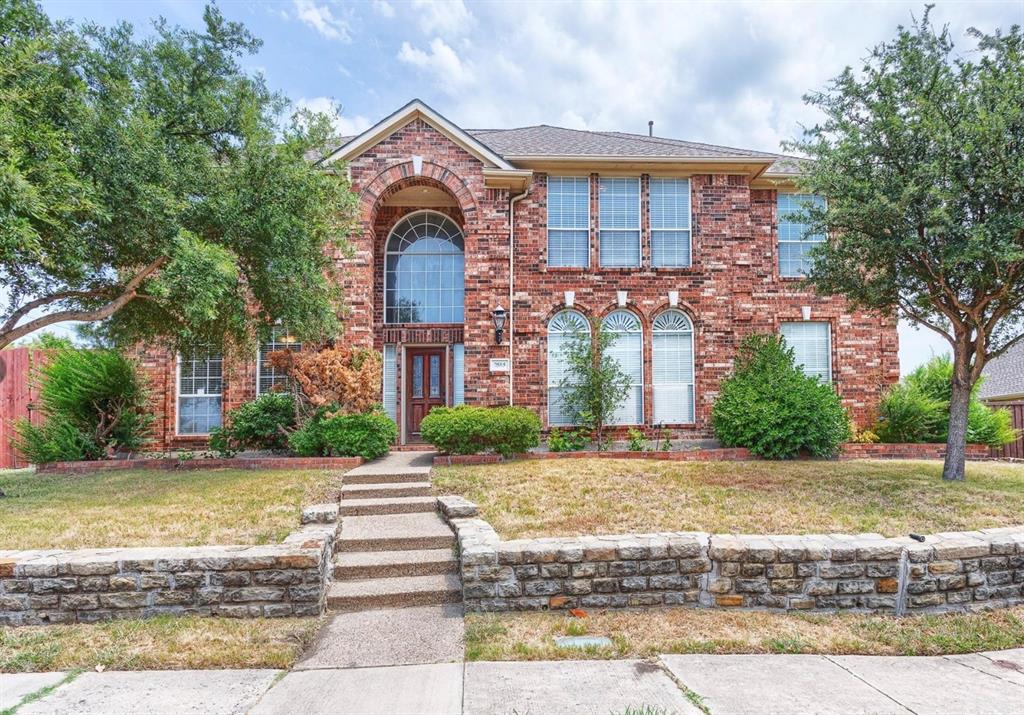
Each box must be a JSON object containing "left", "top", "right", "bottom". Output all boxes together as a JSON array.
[
  {"left": 0, "top": 258, "right": 167, "bottom": 350},
  {"left": 2, "top": 290, "right": 108, "bottom": 335},
  {"left": 896, "top": 296, "right": 955, "bottom": 348}
]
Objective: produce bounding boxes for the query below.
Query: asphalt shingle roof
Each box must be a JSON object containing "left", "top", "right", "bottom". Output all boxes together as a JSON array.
[{"left": 979, "top": 340, "right": 1024, "bottom": 401}]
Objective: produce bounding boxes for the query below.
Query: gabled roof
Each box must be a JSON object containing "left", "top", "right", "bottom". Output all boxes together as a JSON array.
[
  {"left": 979, "top": 340, "right": 1024, "bottom": 401},
  {"left": 319, "top": 98, "right": 517, "bottom": 171}
]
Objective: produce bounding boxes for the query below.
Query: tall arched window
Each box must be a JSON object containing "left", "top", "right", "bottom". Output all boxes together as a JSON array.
[
  {"left": 602, "top": 310, "right": 643, "bottom": 425},
  {"left": 385, "top": 211, "right": 465, "bottom": 324},
  {"left": 547, "top": 309, "right": 589, "bottom": 425},
  {"left": 653, "top": 310, "right": 695, "bottom": 424}
]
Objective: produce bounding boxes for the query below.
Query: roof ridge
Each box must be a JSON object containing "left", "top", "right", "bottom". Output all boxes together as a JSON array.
[{"left": 597, "top": 130, "right": 787, "bottom": 159}]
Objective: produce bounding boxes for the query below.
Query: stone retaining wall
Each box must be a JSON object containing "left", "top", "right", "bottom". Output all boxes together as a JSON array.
[
  {"left": 35, "top": 456, "right": 363, "bottom": 476},
  {"left": 437, "top": 499, "right": 1024, "bottom": 615},
  {"left": 0, "top": 523, "right": 337, "bottom": 626},
  {"left": 433, "top": 443, "right": 989, "bottom": 467}
]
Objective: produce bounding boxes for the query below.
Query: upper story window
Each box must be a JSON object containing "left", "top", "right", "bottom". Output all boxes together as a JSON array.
[
  {"left": 780, "top": 322, "right": 832, "bottom": 382},
  {"left": 599, "top": 178, "right": 641, "bottom": 267},
  {"left": 385, "top": 211, "right": 465, "bottom": 324},
  {"left": 177, "top": 348, "right": 222, "bottom": 435},
  {"left": 650, "top": 178, "right": 692, "bottom": 268},
  {"left": 547, "top": 177, "right": 590, "bottom": 267},
  {"left": 778, "top": 193, "right": 826, "bottom": 277},
  {"left": 258, "top": 326, "right": 301, "bottom": 395}
]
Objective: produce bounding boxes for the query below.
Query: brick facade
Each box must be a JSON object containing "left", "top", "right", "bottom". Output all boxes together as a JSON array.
[{"left": 138, "top": 112, "right": 899, "bottom": 449}]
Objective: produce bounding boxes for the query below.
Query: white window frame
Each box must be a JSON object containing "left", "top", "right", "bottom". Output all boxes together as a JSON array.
[
  {"left": 547, "top": 309, "right": 590, "bottom": 426},
  {"left": 650, "top": 178, "right": 692, "bottom": 268},
  {"left": 599, "top": 177, "right": 641, "bottom": 268},
  {"left": 176, "top": 348, "right": 223, "bottom": 436},
  {"left": 777, "top": 192, "right": 826, "bottom": 278},
  {"left": 652, "top": 310, "right": 696, "bottom": 424},
  {"left": 602, "top": 309, "right": 644, "bottom": 425},
  {"left": 780, "top": 322, "right": 833, "bottom": 383},
  {"left": 256, "top": 326, "right": 301, "bottom": 396},
  {"left": 546, "top": 176, "right": 591, "bottom": 268},
  {"left": 383, "top": 209, "right": 465, "bottom": 325}
]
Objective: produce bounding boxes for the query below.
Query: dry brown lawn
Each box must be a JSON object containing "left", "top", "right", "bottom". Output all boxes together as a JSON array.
[
  {"left": 0, "top": 468, "right": 342, "bottom": 550},
  {"left": 465, "top": 606, "right": 1024, "bottom": 661},
  {"left": 0, "top": 616, "right": 321, "bottom": 672},
  {"left": 433, "top": 458, "right": 1024, "bottom": 539}
]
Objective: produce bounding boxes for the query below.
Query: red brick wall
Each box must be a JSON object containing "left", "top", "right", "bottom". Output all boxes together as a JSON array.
[{"left": 136, "top": 119, "right": 899, "bottom": 449}]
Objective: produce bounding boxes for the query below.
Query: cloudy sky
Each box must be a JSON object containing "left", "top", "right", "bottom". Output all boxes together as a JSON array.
[{"left": 37, "top": 0, "right": 1024, "bottom": 372}]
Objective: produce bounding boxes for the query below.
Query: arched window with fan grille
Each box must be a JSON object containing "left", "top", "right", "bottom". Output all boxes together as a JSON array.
[
  {"left": 546, "top": 310, "right": 589, "bottom": 425},
  {"left": 652, "top": 310, "right": 695, "bottom": 423},
  {"left": 384, "top": 211, "right": 465, "bottom": 324},
  {"left": 602, "top": 309, "right": 644, "bottom": 425}
]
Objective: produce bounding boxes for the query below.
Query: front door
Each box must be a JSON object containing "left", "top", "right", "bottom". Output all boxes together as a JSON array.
[{"left": 406, "top": 348, "right": 446, "bottom": 438}]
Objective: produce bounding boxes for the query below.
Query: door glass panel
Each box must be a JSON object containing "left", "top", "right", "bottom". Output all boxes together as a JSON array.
[
  {"left": 412, "top": 355, "right": 424, "bottom": 398},
  {"left": 430, "top": 354, "right": 441, "bottom": 398}
]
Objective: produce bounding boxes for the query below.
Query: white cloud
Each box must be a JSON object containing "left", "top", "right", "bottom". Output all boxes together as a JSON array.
[
  {"left": 372, "top": 0, "right": 395, "bottom": 19},
  {"left": 296, "top": 97, "right": 372, "bottom": 136},
  {"left": 398, "top": 38, "right": 475, "bottom": 92},
  {"left": 293, "top": 0, "right": 351, "bottom": 42},
  {"left": 411, "top": 0, "right": 472, "bottom": 37}
]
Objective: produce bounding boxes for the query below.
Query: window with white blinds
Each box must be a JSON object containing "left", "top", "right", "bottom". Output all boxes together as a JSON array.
[
  {"left": 547, "top": 310, "right": 589, "bottom": 425},
  {"left": 650, "top": 178, "right": 692, "bottom": 268},
  {"left": 599, "top": 178, "right": 640, "bottom": 267},
  {"left": 382, "top": 345, "right": 397, "bottom": 422},
  {"left": 257, "top": 326, "right": 301, "bottom": 395},
  {"left": 778, "top": 193, "right": 826, "bottom": 277},
  {"left": 177, "top": 348, "right": 222, "bottom": 435},
  {"left": 602, "top": 310, "right": 643, "bottom": 424},
  {"left": 652, "top": 310, "right": 695, "bottom": 423},
  {"left": 781, "top": 322, "right": 832, "bottom": 382},
  {"left": 452, "top": 343, "right": 465, "bottom": 405},
  {"left": 547, "top": 177, "right": 590, "bottom": 267}
]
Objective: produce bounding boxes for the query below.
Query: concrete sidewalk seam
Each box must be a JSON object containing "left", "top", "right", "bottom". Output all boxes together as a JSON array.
[
  {"left": 822, "top": 655, "right": 918, "bottom": 715},
  {"left": 942, "top": 654, "right": 1024, "bottom": 689},
  {"left": 653, "top": 656, "right": 711, "bottom": 715}
]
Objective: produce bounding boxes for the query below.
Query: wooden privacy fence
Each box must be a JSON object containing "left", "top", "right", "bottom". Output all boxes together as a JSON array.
[
  {"left": 0, "top": 348, "right": 48, "bottom": 469},
  {"left": 989, "top": 401, "right": 1024, "bottom": 460}
]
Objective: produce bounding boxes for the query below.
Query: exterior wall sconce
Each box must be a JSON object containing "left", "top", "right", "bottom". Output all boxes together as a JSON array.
[
  {"left": 564, "top": 291, "right": 575, "bottom": 308},
  {"left": 668, "top": 290, "right": 679, "bottom": 307},
  {"left": 617, "top": 290, "right": 628, "bottom": 308},
  {"left": 492, "top": 305, "right": 507, "bottom": 344},
  {"left": 801, "top": 306, "right": 812, "bottom": 321}
]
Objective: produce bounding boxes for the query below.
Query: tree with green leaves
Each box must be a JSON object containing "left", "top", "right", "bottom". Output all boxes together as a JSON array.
[
  {"left": 557, "top": 321, "right": 631, "bottom": 450},
  {"left": 787, "top": 9, "right": 1024, "bottom": 480},
  {"left": 0, "top": 1, "right": 357, "bottom": 352}
]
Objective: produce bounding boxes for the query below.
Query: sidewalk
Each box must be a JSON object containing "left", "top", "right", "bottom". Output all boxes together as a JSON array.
[{"left": 4, "top": 648, "right": 1022, "bottom": 714}]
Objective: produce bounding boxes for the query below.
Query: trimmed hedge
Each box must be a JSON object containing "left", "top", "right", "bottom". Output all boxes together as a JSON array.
[
  {"left": 420, "top": 405, "right": 541, "bottom": 457},
  {"left": 288, "top": 411, "right": 397, "bottom": 460},
  {"left": 209, "top": 393, "right": 297, "bottom": 456}
]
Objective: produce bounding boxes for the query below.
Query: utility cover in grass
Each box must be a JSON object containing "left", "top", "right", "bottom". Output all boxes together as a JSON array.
[{"left": 554, "top": 636, "right": 613, "bottom": 649}]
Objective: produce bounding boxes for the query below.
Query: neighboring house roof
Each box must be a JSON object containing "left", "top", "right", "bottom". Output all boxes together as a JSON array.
[
  {"left": 979, "top": 340, "right": 1024, "bottom": 402},
  {"left": 322, "top": 99, "right": 806, "bottom": 178}
]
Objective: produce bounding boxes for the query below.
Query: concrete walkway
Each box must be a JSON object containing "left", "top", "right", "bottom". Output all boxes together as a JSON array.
[{"left": 5, "top": 649, "right": 1023, "bottom": 714}]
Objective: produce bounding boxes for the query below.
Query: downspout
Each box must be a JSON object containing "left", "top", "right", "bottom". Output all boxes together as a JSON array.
[{"left": 508, "top": 186, "right": 529, "bottom": 406}]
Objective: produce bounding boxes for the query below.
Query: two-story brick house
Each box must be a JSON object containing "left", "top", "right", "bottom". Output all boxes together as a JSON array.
[{"left": 140, "top": 99, "right": 899, "bottom": 449}]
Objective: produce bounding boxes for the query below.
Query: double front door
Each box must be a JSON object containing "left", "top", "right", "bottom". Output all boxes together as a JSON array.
[{"left": 406, "top": 347, "right": 446, "bottom": 437}]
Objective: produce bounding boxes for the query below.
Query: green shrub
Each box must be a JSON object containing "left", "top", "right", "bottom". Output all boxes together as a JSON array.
[
  {"left": 318, "top": 412, "right": 397, "bottom": 460},
  {"left": 209, "top": 393, "right": 297, "bottom": 457},
  {"left": 876, "top": 356, "right": 1018, "bottom": 447},
  {"left": 287, "top": 417, "right": 326, "bottom": 457},
  {"left": 546, "top": 427, "right": 589, "bottom": 453},
  {"left": 420, "top": 405, "right": 541, "bottom": 457},
  {"left": 627, "top": 428, "right": 647, "bottom": 452},
  {"left": 712, "top": 334, "right": 850, "bottom": 459},
  {"left": 14, "top": 348, "right": 151, "bottom": 464}
]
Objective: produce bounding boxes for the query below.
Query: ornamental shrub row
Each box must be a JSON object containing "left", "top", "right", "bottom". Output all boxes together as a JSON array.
[
  {"left": 287, "top": 410, "right": 397, "bottom": 461},
  {"left": 420, "top": 405, "right": 541, "bottom": 457}
]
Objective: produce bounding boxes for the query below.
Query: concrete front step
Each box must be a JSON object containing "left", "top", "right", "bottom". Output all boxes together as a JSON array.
[
  {"left": 333, "top": 548, "right": 458, "bottom": 579},
  {"left": 339, "top": 496, "right": 437, "bottom": 517},
  {"left": 344, "top": 472, "right": 431, "bottom": 485},
  {"left": 327, "top": 573, "right": 462, "bottom": 611},
  {"left": 341, "top": 482, "right": 431, "bottom": 500},
  {"left": 335, "top": 513, "right": 457, "bottom": 553}
]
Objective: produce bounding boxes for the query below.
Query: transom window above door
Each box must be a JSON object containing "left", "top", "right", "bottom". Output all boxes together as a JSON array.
[{"left": 385, "top": 211, "right": 466, "bottom": 324}]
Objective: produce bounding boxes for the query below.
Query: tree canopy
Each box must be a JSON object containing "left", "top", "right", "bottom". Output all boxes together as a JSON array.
[
  {"left": 787, "top": 9, "right": 1024, "bottom": 479},
  {"left": 0, "top": 1, "right": 357, "bottom": 351}
]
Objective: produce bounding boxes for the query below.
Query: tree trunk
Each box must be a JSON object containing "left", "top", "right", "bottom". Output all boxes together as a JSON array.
[{"left": 942, "top": 370, "right": 972, "bottom": 481}]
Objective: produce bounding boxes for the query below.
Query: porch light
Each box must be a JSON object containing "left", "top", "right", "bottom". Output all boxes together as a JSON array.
[{"left": 492, "top": 305, "right": 507, "bottom": 344}]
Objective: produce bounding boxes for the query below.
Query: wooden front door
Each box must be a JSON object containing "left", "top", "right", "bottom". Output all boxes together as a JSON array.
[{"left": 406, "top": 348, "right": 446, "bottom": 437}]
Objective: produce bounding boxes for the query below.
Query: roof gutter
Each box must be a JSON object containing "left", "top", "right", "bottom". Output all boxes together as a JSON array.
[{"left": 508, "top": 185, "right": 530, "bottom": 406}]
